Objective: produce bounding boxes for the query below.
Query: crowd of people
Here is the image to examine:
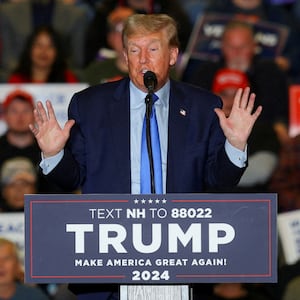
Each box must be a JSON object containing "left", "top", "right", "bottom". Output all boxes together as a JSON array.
[{"left": 0, "top": 0, "right": 300, "bottom": 299}]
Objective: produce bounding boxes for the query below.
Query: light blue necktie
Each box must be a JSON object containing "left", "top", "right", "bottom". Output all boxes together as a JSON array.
[{"left": 140, "top": 94, "right": 163, "bottom": 194}]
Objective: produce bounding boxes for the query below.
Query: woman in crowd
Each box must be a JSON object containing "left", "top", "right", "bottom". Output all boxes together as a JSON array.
[{"left": 7, "top": 25, "right": 79, "bottom": 83}]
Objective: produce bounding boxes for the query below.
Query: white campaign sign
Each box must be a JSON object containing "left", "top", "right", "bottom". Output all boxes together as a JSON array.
[{"left": 278, "top": 209, "right": 300, "bottom": 265}]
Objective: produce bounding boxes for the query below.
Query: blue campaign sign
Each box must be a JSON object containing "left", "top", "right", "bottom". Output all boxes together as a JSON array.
[{"left": 24, "top": 193, "right": 277, "bottom": 284}]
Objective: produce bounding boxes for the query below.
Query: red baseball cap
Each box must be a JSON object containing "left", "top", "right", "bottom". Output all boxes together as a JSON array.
[
  {"left": 212, "top": 68, "right": 249, "bottom": 94},
  {"left": 2, "top": 89, "right": 34, "bottom": 110}
]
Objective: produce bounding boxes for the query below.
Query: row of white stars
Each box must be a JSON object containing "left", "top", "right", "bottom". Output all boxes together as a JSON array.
[{"left": 133, "top": 198, "right": 167, "bottom": 204}]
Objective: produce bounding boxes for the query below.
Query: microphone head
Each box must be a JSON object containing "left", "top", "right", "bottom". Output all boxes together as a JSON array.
[{"left": 143, "top": 71, "right": 157, "bottom": 92}]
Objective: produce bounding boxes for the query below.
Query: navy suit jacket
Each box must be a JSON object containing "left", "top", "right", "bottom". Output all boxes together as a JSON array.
[{"left": 48, "top": 77, "right": 245, "bottom": 193}]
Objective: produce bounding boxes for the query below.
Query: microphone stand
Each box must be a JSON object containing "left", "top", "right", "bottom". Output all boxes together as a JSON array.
[{"left": 145, "top": 92, "right": 156, "bottom": 194}]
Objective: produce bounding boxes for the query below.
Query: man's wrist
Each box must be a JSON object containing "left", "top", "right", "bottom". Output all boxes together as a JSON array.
[{"left": 40, "top": 150, "right": 64, "bottom": 174}]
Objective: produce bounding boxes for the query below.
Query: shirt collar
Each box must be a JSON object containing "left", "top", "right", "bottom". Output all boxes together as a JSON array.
[{"left": 130, "top": 80, "right": 170, "bottom": 109}]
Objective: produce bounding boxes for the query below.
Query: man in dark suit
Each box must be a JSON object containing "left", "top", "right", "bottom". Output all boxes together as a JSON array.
[{"left": 29, "top": 13, "right": 262, "bottom": 300}]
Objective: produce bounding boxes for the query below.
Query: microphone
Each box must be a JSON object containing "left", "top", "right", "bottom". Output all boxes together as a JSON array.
[
  {"left": 143, "top": 71, "right": 157, "bottom": 193},
  {"left": 144, "top": 71, "right": 157, "bottom": 117},
  {"left": 143, "top": 71, "right": 157, "bottom": 93}
]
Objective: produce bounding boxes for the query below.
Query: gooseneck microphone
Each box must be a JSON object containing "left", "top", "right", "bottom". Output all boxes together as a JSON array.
[
  {"left": 143, "top": 71, "right": 157, "bottom": 193},
  {"left": 144, "top": 70, "right": 157, "bottom": 93},
  {"left": 144, "top": 71, "right": 157, "bottom": 119}
]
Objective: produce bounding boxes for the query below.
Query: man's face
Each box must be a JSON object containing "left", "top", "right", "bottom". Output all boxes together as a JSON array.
[
  {"left": 221, "top": 27, "right": 256, "bottom": 72},
  {"left": 108, "top": 24, "right": 125, "bottom": 54},
  {"left": 218, "top": 88, "right": 237, "bottom": 117},
  {"left": 123, "top": 30, "right": 178, "bottom": 92},
  {"left": 2, "top": 179, "right": 36, "bottom": 210},
  {"left": 4, "top": 99, "right": 34, "bottom": 134}
]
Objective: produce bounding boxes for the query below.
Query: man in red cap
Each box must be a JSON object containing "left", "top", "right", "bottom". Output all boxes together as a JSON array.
[
  {"left": 212, "top": 68, "right": 281, "bottom": 193},
  {"left": 212, "top": 68, "right": 249, "bottom": 117},
  {"left": 1, "top": 89, "right": 35, "bottom": 153}
]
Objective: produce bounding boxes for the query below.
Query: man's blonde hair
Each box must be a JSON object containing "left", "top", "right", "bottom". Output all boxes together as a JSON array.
[{"left": 122, "top": 14, "right": 179, "bottom": 48}]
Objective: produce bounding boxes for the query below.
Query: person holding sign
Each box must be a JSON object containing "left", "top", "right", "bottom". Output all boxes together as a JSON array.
[{"left": 29, "top": 13, "right": 262, "bottom": 299}]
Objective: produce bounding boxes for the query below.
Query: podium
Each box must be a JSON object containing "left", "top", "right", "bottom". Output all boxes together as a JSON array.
[
  {"left": 24, "top": 193, "right": 277, "bottom": 299},
  {"left": 120, "top": 285, "right": 189, "bottom": 300}
]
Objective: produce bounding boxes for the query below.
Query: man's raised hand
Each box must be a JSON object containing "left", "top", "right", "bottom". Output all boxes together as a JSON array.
[
  {"left": 214, "top": 87, "right": 262, "bottom": 151},
  {"left": 29, "top": 100, "right": 75, "bottom": 158}
]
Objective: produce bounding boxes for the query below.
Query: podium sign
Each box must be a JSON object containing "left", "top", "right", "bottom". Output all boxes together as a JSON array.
[{"left": 24, "top": 193, "right": 277, "bottom": 284}]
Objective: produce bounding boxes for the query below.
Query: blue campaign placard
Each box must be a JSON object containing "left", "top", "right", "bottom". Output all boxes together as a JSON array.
[{"left": 24, "top": 193, "right": 277, "bottom": 284}]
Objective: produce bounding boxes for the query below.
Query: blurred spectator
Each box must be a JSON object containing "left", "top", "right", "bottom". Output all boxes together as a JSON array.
[
  {"left": 0, "top": 237, "right": 49, "bottom": 299},
  {"left": 204, "top": 0, "right": 300, "bottom": 80},
  {"left": 84, "top": 0, "right": 192, "bottom": 66},
  {"left": 202, "top": 283, "right": 271, "bottom": 300},
  {"left": 0, "top": 0, "right": 90, "bottom": 79},
  {"left": 211, "top": 68, "right": 280, "bottom": 192},
  {"left": 52, "top": 284, "right": 77, "bottom": 300},
  {"left": 81, "top": 5, "right": 134, "bottom": 85},
  {"left": 264, "top": 259, "right": 300, "bottom": 300},
  {"left": 185, "top": 20, "right": 289, "bottom": 143},
  {"left": 193, "top": 281, "right": 272, "bottom": 299},
  {"left": 291, "top": 0, "right": 300, "bottom": 20},
  {"left": 282, "top": 275, "right": 300, "bottom": 300},
  {"left": 268, "top": 134, "right": 300, "bottom": 212},
  {"left": 7, "top": 25, "right": 79, "bottom": 83},
  {"left": 212, "top": 68, "right": 249, "bottom": 116},
  {"left": 0, "top": 31, "right": 4, "bottom": 82},
  {"left": 0, "top": 89, "right": 63, "bottom": 198},
  {"left": 178, "top": 0, "right": 212, "bottom": 25},
  {"left": 0, "top": 90, "right": 37, "bottom": 157},
  {"left": 0, "top": 157, "right": 37, "bottom": 212},
  {"left": 62, "top": 0, "right": 97, "bottom": 20}
]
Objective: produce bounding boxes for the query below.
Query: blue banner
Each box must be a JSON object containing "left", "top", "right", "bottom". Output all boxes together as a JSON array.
[{"left": 25, "top": 193, "right": 277, "bottom": 284}]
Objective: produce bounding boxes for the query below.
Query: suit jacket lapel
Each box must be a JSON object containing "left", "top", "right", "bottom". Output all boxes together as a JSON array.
[
  {"left": 109, "top": 78, "right": 131, "bottom": 192},
  {"left": 167, "top": 81, "right": 190, "bottom": 192}
]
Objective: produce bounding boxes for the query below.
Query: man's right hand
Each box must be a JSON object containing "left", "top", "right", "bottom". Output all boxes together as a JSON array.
[{"left": 29, "top": 100, "right": 75, "bottom": 158}]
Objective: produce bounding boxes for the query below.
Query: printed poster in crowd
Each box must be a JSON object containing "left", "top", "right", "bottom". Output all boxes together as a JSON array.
[{"left": 278, "top": 209, "right": 300, "bottom": 265}]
